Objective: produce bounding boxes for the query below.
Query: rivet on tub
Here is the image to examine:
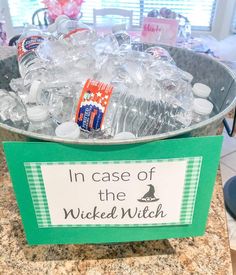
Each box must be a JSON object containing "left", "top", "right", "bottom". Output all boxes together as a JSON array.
[{"left": 220, "top": 87, "right": 225, "bottom": 93}]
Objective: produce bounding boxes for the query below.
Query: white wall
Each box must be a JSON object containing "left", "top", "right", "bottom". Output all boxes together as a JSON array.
[{"left": 212, "top": 0, "right": 236, "bottom": 40}]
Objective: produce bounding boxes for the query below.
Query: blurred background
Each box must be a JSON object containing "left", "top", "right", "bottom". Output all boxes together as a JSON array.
[{"left": 0, "top": 0, "right": 235, "bottom": 40}]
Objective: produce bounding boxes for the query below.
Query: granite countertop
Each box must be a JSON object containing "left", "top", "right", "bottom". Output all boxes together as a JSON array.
[{"left": 0, "top": 46, "right": 233, "bottom": 274}]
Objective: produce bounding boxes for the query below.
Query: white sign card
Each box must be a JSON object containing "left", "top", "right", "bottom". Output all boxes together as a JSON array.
[
  {"left": 25, "top": 158, "right": 202, "bottom": 228},
  {"left": 140, "top": 17, "right": 179, "bottom": 46}
]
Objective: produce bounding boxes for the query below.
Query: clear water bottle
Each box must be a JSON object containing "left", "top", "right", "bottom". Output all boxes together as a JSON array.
[
  {"left": 192, "top": 83, "right": 211, "bottom": 98},
  {"left": 0, "top": 89, "right": 29, "bottom": 129},
  {"left": 28, "top": 80, "right": 78, "bottom": 123},
  {"left": 55, "top": 121, "right": 80, "bottom": 139},
  {"left": 36, "top": 31, "right": 97, "bottom": 83},
  {"left": 46, "top": 15, "right": 69, "bottom": 37},
  {"left": 181, "top": 71, "right": 193, "bottom": 83},
  {"left": 31, "top": 78, "right": 192, "bottom": 137},
  {"left": 27, "top": 106, "right": 57, "bottom": 135},
  {"left": 55, "top": 15, "right": 91, "bottom": 38},
  {"left": 192, "top": 98, "right": 213, "bottom": 123},
  {"left": 17, "top": 24, "right": 49, "bottom": 88}
]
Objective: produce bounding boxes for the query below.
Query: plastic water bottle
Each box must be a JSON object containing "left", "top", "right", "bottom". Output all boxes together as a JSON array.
[
  {"left": 36, "top": 32, "right": 97, "bottom": 83},
  {"left": 28, "top": 80, "right": 78, "bottom": 123},
  {"left": 55, "top": 121, "right": 80, "bottom": 139},
  {"left": 27, "top": 106, "right": 57, "bottom": 135},
  {"left": 0, "top": 89, "right": 29, "bottom": 129},
  {"left": 30, "top": 78, "right": 192, "bottom": 137},
  {"left": 192, "top": 83, "right": 211, "bottom": 98},
  {"left": 17, "top": 24, "right": 49, "bottom": 88},
  {"left": 192, "top": 98, "right": 213, "bottom": 123},
  {"left": 181, "top": 71, "right": 193, "bottom": 83},
  {"left": 46, "top": 15, "right": 69, "bottom": 37},
  {"left": 55, "top": 15, "right": 91, "bottom": 38},
  {"left": 14, "top": 26, "right": 195, "bottom": 138}
]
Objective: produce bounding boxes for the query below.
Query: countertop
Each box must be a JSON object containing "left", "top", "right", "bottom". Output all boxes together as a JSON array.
[{"left": 0, "top": 46, "right": 233, "bottom": 274}]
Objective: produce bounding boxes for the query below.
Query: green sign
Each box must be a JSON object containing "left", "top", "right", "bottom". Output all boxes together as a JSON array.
[{"left": 3, "top": 136, "right": 222, "bottom": 245}]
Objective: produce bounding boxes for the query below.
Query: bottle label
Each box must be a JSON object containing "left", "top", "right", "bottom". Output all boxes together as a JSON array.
[
  {"left": 75, "top": 79, "right": 113, "bottom": 131},
  {"left": 64, "top": 28, "right": 89, "bottom": 39},
  {"left": 17, "top": 35, "right": 44, "bottom": 60}
]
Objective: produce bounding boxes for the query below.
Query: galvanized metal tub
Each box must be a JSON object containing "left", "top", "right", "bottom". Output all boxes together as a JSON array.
[{"left": 0, "top": 46, "right": 236, "bottom": 145}]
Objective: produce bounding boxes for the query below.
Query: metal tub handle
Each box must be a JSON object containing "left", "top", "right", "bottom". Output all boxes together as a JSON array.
[{"left": 223, "top": 107, "right": 236, "bottom": 137}]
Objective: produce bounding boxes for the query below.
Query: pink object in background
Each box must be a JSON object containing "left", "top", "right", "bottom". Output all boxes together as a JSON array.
[
  {"left": 141, "top": 17, "right": 179, "bottom": 46},
  {"left": 42, "top": 0, "right": 84, "bottom": 21}
]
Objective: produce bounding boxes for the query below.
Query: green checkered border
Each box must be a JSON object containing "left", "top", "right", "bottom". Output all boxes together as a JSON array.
[{"left": 24, "top": 157, "right": 202, "bottom": 228}]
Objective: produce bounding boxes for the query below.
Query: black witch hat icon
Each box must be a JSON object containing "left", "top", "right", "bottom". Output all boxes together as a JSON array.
[{"left": 138, "top": 184, "right": 159, "bottom": 202}]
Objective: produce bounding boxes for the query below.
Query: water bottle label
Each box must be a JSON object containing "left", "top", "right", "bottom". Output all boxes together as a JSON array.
[
  {"left": 64, "top": 28, "right": 89, "bottom": 39},
  {"left": 75, "top": 79, "right": 113, "bottom": 131},
  {"left": 18, "top": 35, "right": 44, "bottom": 60}
]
